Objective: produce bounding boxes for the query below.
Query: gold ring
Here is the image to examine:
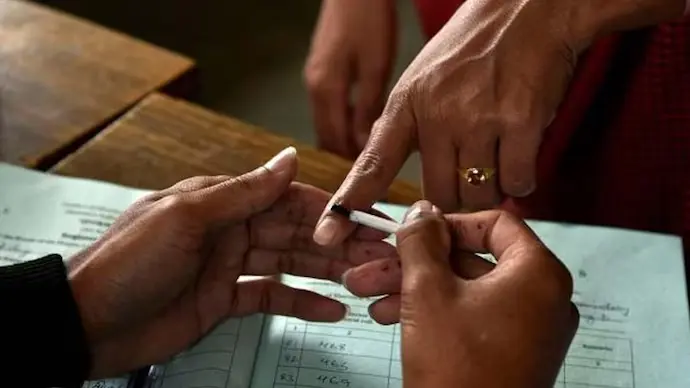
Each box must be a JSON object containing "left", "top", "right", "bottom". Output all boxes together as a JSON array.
[{"left": 459, "top": 167, "right": 496, "bottom": 186}]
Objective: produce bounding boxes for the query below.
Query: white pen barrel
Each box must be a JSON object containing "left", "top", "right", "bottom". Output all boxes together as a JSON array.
[{"left": 350, "top": 211, "right": 400, "bottom": 234}]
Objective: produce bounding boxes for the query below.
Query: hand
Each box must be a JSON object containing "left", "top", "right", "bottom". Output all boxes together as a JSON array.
[
  {"left": 312, "top": 0, "right": 591, "bottom": 246},
  {"left": 304, "top": 0, "right": 397, "bottom": 159},
  {"left": 312, "top": 0, "right": 687, "bottom": 247},
  {"left": 343, "top": 202, "right": 578, "bottom": 387},
  {"left": 67, "top": 147, "right": 396, "bottom": 378}
]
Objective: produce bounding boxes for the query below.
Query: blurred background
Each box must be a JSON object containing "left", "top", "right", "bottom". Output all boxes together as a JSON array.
[{"left": 35, "top": 0, "right": 426, "bottom": 181}]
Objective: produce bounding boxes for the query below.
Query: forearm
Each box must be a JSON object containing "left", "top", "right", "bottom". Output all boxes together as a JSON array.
[{"left": 0, "top": 255, "right": 91, "bottom": 388}]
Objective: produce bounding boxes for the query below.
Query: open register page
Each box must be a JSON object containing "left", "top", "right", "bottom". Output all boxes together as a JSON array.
[
  {"left": 248, "top": 204, "right": 690, "bottom": 388},
  {"left": 1, "top": 163, "right": 690, "bottom": 388}
]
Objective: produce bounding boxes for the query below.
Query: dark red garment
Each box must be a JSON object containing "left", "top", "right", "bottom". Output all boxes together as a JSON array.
[{"left": 413, "top": 0, "right": 690, "bottom": 259}]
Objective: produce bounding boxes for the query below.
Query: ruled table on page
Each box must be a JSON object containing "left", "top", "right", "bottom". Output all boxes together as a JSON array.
[
  {"left": 152, "top": 314, "right": 264, "bottom": 388},
  {"left": 251, "top": 278, "right": 402, "bottom": 388}
]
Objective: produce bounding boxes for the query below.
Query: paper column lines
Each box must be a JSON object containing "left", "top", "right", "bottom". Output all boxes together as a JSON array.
[
  {"left": 288, "top": 328, "right": 394, "bottom": 344},
  {"left": 275, "top": 318, "right": 294, "bottom": 386},
  {"left": 562, "top": 336, "right": 634, "bottom": 388},
  {"left": 630, "top": 342, "right": 636, "bottom": 388},
  {"left": 565, "top": 356, "right": 633, "bottom": 372},
  {"left": 386, "top": 325, "right": 396, "bottom": 388},
  {"left": 159, "top": 362, "right": 170, "bottom": 383},
  {"left": 294, "top": 333, "right": 391, "bottom": 344},
  {"left": 162, "top": 345, "right": 239, "bottom": 377},
  {"left": 564, "top": 354, "right": 567, "bottom": 386},
  {"left": 296, "top": 323, "right": 308, "bottom": 384},
  {"left": 283, "top": 366, "right": 392, "bottom": 379},
  {"left": 222, "top": 320, "right": 243, "bottom": 388},
  {"left": 307, "top": 322, "right": 396, "bottom": 335},
  {"left": 579, "top": 327, "right": 628, "bottom": 336},
  {"left": 577, "top": 328, "right": 630, "bottom": 339},
  {"left": 162, "top": 366, "right": 233, "bottom": 378},
  {"left": 283, "top": 348, "right": 392, "bottom": 361},
  {"left": 173, "top": 350, "right": 234, "bottom": 359}
]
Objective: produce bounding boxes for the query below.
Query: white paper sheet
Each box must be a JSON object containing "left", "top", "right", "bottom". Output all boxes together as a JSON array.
[{"left": 2, "top": 163, "right": 688, "bottom": 388}]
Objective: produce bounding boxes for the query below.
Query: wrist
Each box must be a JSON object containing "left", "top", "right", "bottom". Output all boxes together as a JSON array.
[
  {"left": 67, "top": 257, "right": 102, "bottom": 345},
  {"left": 573, "top": 0, "right": 686, "bottom": 42}
]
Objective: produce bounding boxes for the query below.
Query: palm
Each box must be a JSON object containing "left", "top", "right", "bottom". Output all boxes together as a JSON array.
[{"left": 86, "top": 184, "right": 395, "bottom": 377}]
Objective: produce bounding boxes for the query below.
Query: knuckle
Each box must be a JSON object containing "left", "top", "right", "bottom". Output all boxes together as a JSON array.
[
  {"left": 173, "top": 176, "right": 222, "bottom": 192},
  {"left": 135, "top": 192, "right": 163, "bottom": 205},
  {"left": 410, "top": 68, "right": 440, "bottom": 100},
  {"left": 398, "top": 291, "right": 419, "bottom": 323},
  {"left": 554, "top": 39, "right": 578, "bottom": 74},
  {"left": 258, "top": 282, "right": 274, "bottom": 313},
  {"left": 229, "top": 174, "right": 257, "bottom": 193},
  {"left": 304, "top": 64, "right": 343, "bottom": 97},
  {"left": 387, "top": 86, "right": 412, "bottom": 107},
  {"left": 277, "top": 251, "right": 296, "bottom": 277},
  {"left": 401, "top": 270, "right": 455, "bottom": 308},
  {"left": 155, "top": 194, "right": 197, "bottom": 221},
  {"left": 498, "top": 109, "right": 535, "bottom": 132},
  {"left": 227, "top": 175, "right": 263, "bottom": 213},
  {"left": 168, "top": 177, "right": 198, "bottom": 190},
  {"left": 352, "top": 148, "right": 386, "bottom": 181},
  {"left": 464, "top": 111, "right": 504, "bottom": 140},
  {"left": 494, "top": 208, "right": 521, "bottom": 226},
  {"left": 481, "top": 209, "right": 516, "bottom": 231},
  {"left": 398, "top": 217, "right": 446, "bottom": 245},
  {"left": 405, "top": 269, "right": 437, "bottom": 291},
  {"left": 530, "top": 247, "right": 574, "bottom": 303}
]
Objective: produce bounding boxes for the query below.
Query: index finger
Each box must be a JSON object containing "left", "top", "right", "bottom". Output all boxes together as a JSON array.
[
  {"left": 254, "top": 182, "right": 393, "bottom": 242},
  {"left": 313, "top": 101, "right": 415, "bottom": 247}
]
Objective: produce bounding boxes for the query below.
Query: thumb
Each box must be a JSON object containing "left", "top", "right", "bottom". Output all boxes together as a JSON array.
[
  {"left": 195, "top": 146, "right": 298, "bottom": 222},
  {"left": 313, "top": 100, "right": 415, "bottom": 246},
  {"left": 396, "top": 201, "right": 455, "bottom": 297}
]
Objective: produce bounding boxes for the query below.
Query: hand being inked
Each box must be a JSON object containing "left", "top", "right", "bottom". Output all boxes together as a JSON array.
[{"left": 67, "top": 147, "right": 396, "bottom": 378}]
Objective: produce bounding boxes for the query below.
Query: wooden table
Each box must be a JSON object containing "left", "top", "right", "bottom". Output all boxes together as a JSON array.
[
  {"left": 0, "top": 0, "right": 194, "bottom": 168},
  {"left": 51, "top": 93, "right": 422, "bottom": 205}
]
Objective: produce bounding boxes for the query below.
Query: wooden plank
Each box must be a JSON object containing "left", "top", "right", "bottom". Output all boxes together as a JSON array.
[
  {"left": 51, "top": 93, "right": 422, "bottom": 205},
  {"left": 0, "top": 0, "right": 194, "bottom": 167}
]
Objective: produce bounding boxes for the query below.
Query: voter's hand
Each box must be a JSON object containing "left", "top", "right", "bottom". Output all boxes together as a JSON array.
[
  {"left": 66, "top": 147, "right": 395, "bottom": 378},
  {"left": 304, "top": 0, "right": 396, "bottom": 159},
  {"left": 344, "top": 202, "right": 578, "bottom": 387}
]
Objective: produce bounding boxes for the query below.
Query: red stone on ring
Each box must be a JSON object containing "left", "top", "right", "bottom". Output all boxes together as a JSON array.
[{"left": 466, "top": 168, "right": 486, "bottom": 186}]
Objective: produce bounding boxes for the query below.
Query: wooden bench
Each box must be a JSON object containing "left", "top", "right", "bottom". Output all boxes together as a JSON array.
[
  {"left": 0, "top": 0, "right": 194, "bottom": 167},
  {"left": 51, "top": 93, "right": 422, "bottom": 205}
]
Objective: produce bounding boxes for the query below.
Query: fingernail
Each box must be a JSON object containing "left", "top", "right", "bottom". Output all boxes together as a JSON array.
[
  {"left": 340, "top": 304, "right": 351, "bottom": 321},
  {"left": 264, "top": 146, "right": 297, "bottom": 172},
  {"left": 515, "top": 182, "right": 537, "bottom": 197},
  {"left": 404, "top": 200, "right": 433, "bottom": 223},
  {"left": 314, "top": 216, "right": 338, "bottom": 246},
  {"left": 340, "top": 269, "right": 351, "bottom": 286}
]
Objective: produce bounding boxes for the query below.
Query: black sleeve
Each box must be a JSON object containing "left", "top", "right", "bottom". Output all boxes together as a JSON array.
[{"left": 0, "top": 254, "right": 91, "bottom": 388}]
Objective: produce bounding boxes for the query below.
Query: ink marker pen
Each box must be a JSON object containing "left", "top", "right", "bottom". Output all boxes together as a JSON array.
[{"left": 330, "top": 204, "right": 400, "bottom": 234}]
